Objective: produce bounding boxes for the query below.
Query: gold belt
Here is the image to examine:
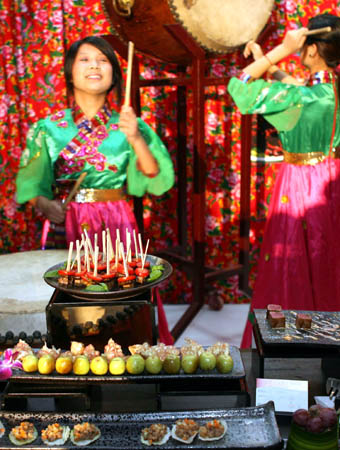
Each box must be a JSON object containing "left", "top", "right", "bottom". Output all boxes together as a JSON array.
[
  {"left": 283, "top": 148, "right": 340, "bottom": 165},
  {"left": 74, "top": 188, "right": 126, "bottom": 203},
  {"left": 283, "top": 151, "right": 326, "bottom": 165}
]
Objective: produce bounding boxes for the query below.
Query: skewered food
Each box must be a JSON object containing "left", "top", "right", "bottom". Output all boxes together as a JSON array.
[
  {"left": 70, "top": 422, "right": 101, "bottom": 446},
  {"left": 41, "top": 423, "right": 70, "bottom": 446},
  {"left": 171, "top": 419, "right": 199, "bottom": 443},
  {"left": 141, "top": 423, "right": 170, "bottom": 446},
  {"left": 198, "top": 419, "right": 227, "bottom": 441},
  {"left": 9, "top": 422, "right": 38, "bottom": 446}
]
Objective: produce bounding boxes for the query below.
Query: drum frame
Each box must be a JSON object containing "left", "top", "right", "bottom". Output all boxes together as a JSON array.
[{"left": 102, "top": 22, "right": 273, "bottom": 340}]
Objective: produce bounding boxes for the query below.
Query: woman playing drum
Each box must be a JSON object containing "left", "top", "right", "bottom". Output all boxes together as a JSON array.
[
  {"left": 228, "top": 14, "right": 340, "bottom": 347},
  {"left": 16, "top": 36, "right": 174, "bottom": 249}
]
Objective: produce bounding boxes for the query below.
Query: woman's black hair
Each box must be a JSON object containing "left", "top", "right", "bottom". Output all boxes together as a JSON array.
[
  {"left": 64, "top": 36, "right": 122, "bottom": 104},
  {"left": 306, "top": 13, "right": 340, "bottom": 69}
]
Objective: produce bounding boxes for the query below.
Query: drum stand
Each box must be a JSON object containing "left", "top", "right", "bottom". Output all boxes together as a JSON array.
[{"left": 104, "top": 26, "right": 252, "bottom": 341}]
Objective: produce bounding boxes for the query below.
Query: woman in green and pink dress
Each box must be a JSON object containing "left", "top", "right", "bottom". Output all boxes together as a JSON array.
[
  {"left": 228, "top": 14, "right": 340, "bottom": 347},
  {"left": 16, "top": 36, "right": 174, "bottom": 250}
]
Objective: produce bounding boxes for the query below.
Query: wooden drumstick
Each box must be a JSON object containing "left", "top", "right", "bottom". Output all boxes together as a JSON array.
[
  {"left": 304, "top": 26, "right": 331, "bottom": 36},
  {"left": 62, "top": 172, "right": 87, "bottom": 210},
  {"left": 124, "top": 41, "right": 134, "bottom": 107}
]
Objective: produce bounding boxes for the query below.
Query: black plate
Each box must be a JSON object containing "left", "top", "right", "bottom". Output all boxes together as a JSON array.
[
  {"left": 10, "top": 346, "right": 245, "bottom": 383},
  {"left": 43, "top": 254, "right": 172, "bottom": 301},
  {"left": 255, "top": 309, "right": 340, "bottom": 348},
  {"left": 0, "top": 401, "right": 283, "bottom": 449}
]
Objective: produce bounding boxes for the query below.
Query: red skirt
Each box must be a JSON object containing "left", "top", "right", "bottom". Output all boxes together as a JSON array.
[{"left": 242, "top": 156, "right": 340, "bottom": 348}]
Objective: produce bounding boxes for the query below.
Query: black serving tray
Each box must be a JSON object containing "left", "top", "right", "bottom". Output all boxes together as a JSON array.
[
  {"left": 254, "top": 309, "right": 340, "bottom": 349},
  {"left": 43, "top": 255, "right": 172, "bottom": 301},
  {"left": 0, "top": 401, "right": 283, "bottom": 449},
  {"left": 10, "top": 346, "right": 245, "bottom": 384}
]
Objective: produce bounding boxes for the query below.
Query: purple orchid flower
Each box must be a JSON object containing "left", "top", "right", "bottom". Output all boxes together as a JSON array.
[{"left": 0, "top": 349, "right": 22, "bottom": 380}]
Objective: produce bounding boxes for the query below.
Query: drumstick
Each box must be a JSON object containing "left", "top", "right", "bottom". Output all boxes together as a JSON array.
[
  {"left": 304, "top": 26, "right": 331, "bottom": 36},
  {"left": 62, "top": 172, "right": 87, "bottom": 210},
  {"left": 124, "top": 41, "right": 134, "bottom": 107}
]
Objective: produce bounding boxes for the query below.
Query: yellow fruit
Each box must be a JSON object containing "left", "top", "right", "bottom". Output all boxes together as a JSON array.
[
  {"left": 90, "top": 356, "right": 108, "bottom": 375},
  {"left": 109, "top": 357, "right": 126, "bottom": 375},
  {"left": 22, "top": 354, "right": 39, "bottom": 373},
  {"left": 73, "top": 355, "right": 90, "bottom": 375},
  {"left": 38, "top": 354, "right": 55, "bottom": 375},
  {"left": 55, "top": 355, "right": 73, "bottom": 375},
  {"left": 126, "top": 355, "right": 145, "bottom": 375}
]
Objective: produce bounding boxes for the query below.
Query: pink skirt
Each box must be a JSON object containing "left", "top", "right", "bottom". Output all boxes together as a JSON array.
[
  {"left": 241, "top": 157, "right": 340, "bottom": 348},
  {"left": 65, "top": 200, "right": 138, "bottom": 250}
]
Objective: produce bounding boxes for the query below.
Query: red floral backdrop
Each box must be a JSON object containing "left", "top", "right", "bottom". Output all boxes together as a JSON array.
[{"left": 1, "top": 0, "right": 339, "bottom": 303}]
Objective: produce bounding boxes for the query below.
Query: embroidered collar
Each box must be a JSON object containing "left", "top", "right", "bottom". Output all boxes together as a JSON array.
[
  {"left": 72, "top": 103, "right": 112, "bottom": 130},
  {"left": 308, "top": 70, "right": 335, "bottom": 85}
]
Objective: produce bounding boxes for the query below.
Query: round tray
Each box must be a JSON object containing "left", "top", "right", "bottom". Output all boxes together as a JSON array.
[{"left": 43, "top": 255, "right": 172, "bottom": 301}]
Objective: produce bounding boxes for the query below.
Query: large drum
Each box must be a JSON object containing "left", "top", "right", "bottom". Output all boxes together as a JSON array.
[{"left": 102, "top": 0, "right": 275, "bottom": 64}]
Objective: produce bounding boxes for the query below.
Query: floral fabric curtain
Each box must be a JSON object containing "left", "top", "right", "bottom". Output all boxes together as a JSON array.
[{"left": 1, "top": 0, "right": 339, "bottom": 303}]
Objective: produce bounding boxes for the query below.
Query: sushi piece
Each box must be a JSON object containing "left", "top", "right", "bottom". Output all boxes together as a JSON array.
[
  {"left": 9, "top": 422, "right": 38, "bottom": 446},
  {"left": 141, "top": 423, "right": 170, "bottom": 446},
  {"left": 41, "top": 423, "right": 70, "bottom": 446},
  {"left": 171, "top": 419, "right": 199, "bottom": 444},
  {"left": 198, "top": 419, "right": 227, "bottom": 441},
  {"left": 70, "top": 422, "right": 101, "bottom": 446}
]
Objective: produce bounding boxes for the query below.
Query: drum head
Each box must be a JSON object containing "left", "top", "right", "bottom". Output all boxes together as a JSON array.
[{"left": 169, "top": 0, "right": 275, "bottom": 53}]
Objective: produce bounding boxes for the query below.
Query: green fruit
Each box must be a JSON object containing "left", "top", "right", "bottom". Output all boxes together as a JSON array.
[
  {"left": 216, "top": 354, "right": 234, "bottom": 374},
  {"left": 145, "top": 356, "right": 162, "bottom": 374},
  {"left": 199, "top": 351, "right": 216, "bottom": 371},
  {"left": 109, "top": 357, "right": 126, "bottom": 375},
  {"left": 163, "top": 354, "right": 181, "bottom": 374},
  {"left": 181, "top": 354, "right": 199, "bottom": 374},
  {"left": 126, "top": 355, "right": 145, "bottom": 375}
]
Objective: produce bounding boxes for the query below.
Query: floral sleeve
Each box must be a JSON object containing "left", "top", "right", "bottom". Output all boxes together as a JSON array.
[
  {"left": 16, "top": 121, "right": 55, "bottom": 203},
  {"left": 228, "top": 76, "right": 303, "bottom": 131},
  {"left": 126, "top": 119, "right": 175, "bottom": 197}
]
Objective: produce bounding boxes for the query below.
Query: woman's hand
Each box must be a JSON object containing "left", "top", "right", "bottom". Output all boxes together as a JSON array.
[
  {"left": 119, "top": 105, "right": 141, "bottom": 146},
  {"left": 244, "top": 40, "right": 264, "bottom": 60},
  {"left": 35, "top": 196, "right": 66, "bottom": 224},
  {"left": 282, "top": 28, "right": 308, "bottom": 55}
]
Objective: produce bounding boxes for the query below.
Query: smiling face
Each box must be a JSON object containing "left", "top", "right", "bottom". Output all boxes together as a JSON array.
[{"left": 71, "top": 43, "right": 113, "bottom": 97}]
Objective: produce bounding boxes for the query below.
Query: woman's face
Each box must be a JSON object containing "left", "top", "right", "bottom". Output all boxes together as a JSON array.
[{"left": 71, "top": 43, "right": 113, "bottom": 96}]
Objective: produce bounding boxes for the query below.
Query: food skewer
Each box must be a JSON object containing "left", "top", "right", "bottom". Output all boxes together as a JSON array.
[
  {"left": 141, "top": 239, "right": 150, "bottom": 270},
  {"left": 119, "top": 242, "right": 129, "bottom": 278},
  {"left": 93, "top": 245, "right": 99, "bottom": 278},
  {"left": 106, "top": 228, "right": 114, "bottom": 260},
  {"left": 66, "top": 242, "right": 73, "bottom": 272},
  {"left": 133, "top": 229, "right": 139, "bottom": 260},
  {"left": 102, "top": 230, "right": 106, "bottom": 262}
]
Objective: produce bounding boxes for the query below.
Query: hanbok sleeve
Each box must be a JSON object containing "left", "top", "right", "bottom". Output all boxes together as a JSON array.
[
  {"left": 126, "top": 119, "right": 175, "bottom": 197},
  {"left": 228, "top": 76, "right": 303, "bottom": 131},
  {"left": 15, "top": 121, "right": 55, "bottom": 203}
]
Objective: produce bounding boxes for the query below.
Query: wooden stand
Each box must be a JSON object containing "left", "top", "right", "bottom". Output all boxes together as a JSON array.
[{"left": 104, "top": 25, "right": 252, "bottom": 341}]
